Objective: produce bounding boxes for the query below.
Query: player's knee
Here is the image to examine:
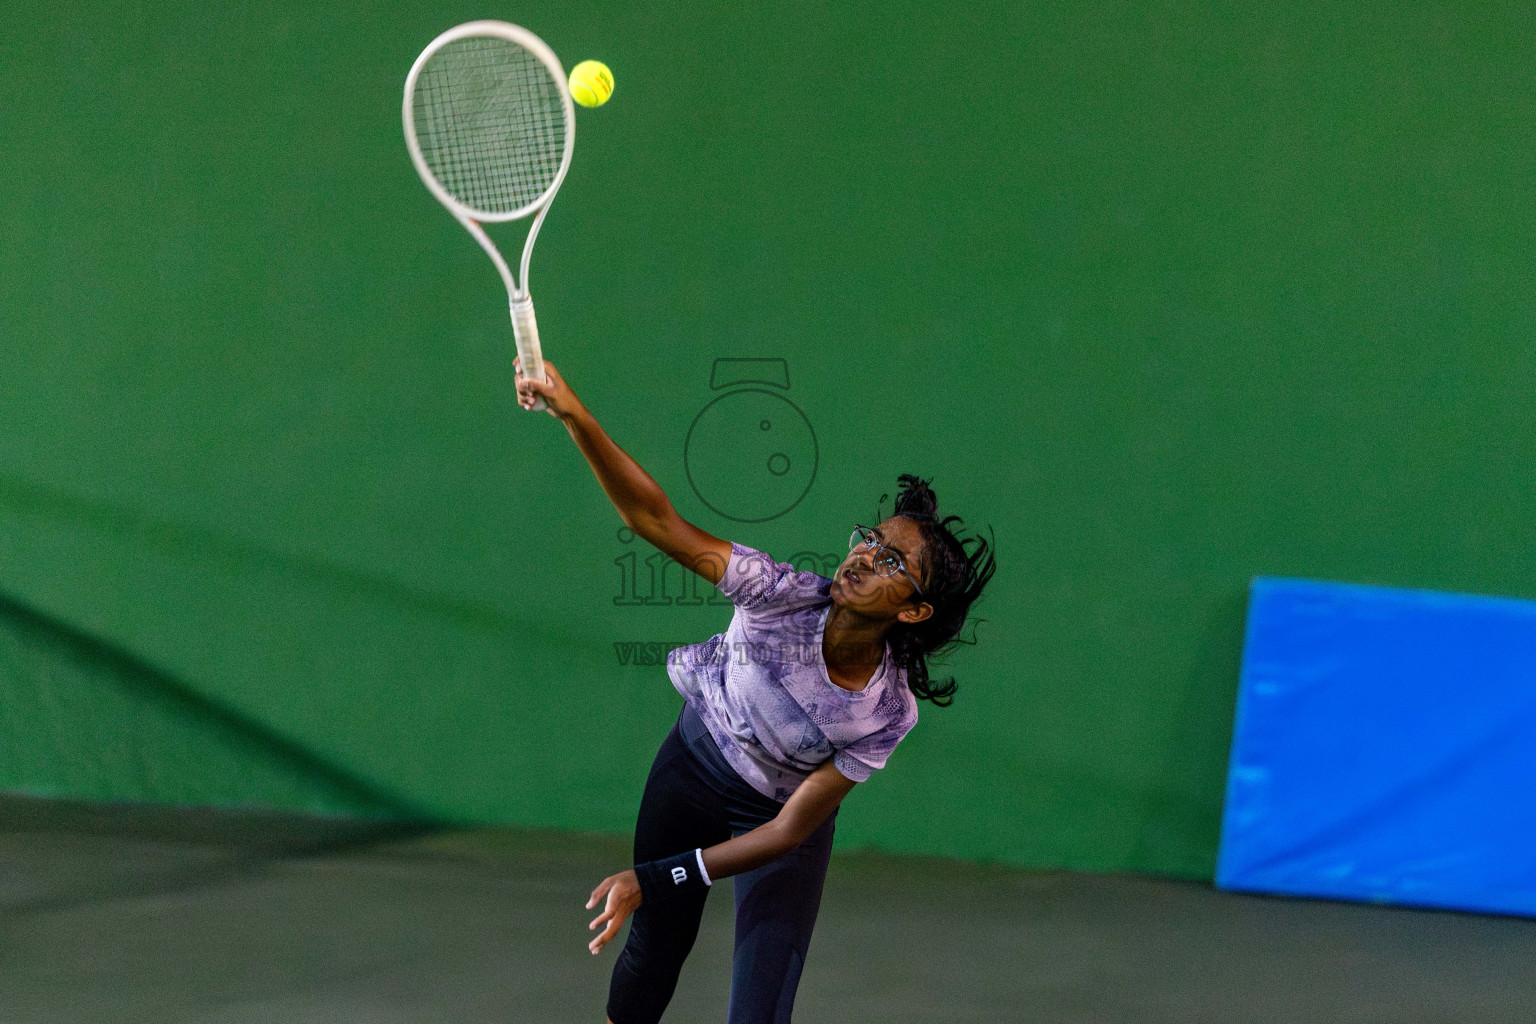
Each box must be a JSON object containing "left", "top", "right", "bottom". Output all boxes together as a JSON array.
[{"left": 620, "top": 920, "right": 697, "bottom": 972}]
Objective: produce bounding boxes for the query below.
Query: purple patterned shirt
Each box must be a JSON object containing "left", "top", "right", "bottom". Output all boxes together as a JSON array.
[{"left": 666, "top": 542, "right": 920, "bottom": 802}]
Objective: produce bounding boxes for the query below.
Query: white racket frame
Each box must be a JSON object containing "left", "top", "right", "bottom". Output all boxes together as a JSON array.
[{"left": 402, "top": 20, "right": 576, "bottom": 412}]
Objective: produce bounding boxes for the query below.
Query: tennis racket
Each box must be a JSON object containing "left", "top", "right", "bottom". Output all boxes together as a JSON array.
[{"left": 402, "top": 21, "right": 576, "bottom": 412}]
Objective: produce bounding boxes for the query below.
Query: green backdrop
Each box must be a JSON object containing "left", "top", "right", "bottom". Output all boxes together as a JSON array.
[{"left": 3, "top": 1, "right": 1534, "bottom": 879}]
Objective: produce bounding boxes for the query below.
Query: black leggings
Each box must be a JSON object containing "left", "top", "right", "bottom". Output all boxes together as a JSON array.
[{"left": 606, "top": 704, "right": 838, "bottom": 1024}]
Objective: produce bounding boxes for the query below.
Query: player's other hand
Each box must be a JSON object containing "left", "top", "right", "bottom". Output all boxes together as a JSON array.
[
  {"left": 514, "top": 357, "right": 579, "bottom": 419},
  {"left": 586, "top": 868, "right": 642, "bottom": 955}
]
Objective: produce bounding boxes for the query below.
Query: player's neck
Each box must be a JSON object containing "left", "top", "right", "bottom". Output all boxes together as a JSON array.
[{"left": 822, "top": 605, "right": 887, "bottom": 690}]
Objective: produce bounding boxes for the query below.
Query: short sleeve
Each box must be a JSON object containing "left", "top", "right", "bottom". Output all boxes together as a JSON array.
[
  {"left": 716, "top": 543, "right": 812, "bottom": 612},
  {"left": 833, "top": 748, "right": 878, "bottom": 783},
  {"left": 830, "top": 694, "right": 920, "bottom": 783}
]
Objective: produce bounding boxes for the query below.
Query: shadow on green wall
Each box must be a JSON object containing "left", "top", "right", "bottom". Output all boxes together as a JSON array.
[{"left": 0, "top": 589, "right": 425, "bottom": 821}]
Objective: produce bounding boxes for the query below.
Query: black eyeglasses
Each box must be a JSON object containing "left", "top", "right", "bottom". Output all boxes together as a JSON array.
[{"left": 848, "top": 525, "right": 924, "bottom": 597}]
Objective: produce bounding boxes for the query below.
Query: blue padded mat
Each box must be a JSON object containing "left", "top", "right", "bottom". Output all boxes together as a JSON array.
[{"left": 1217, "top": 577, "right": 1536, "bottom": 917}]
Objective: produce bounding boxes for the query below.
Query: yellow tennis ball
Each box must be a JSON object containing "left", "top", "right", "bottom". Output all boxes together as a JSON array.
[{"left": 569, "top": 60, "right": 614, "bottom": 108}]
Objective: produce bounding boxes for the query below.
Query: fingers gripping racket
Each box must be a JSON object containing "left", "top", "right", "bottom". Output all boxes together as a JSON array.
[{"left": 403, "top": 21, "right": 575, "bottom": 412}]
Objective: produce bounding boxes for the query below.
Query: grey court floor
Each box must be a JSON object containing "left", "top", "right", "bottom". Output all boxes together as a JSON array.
[{"left": 1, "top": 795, "right": 1532, "bottom": 1024}]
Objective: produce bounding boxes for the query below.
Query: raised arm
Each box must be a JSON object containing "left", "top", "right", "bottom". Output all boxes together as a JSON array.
[{"left": 515, "top": 358, "right": 731, "bottom": 585}]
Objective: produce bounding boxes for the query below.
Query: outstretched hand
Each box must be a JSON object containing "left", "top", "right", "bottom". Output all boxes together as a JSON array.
[
  {"left": 586, "top": 869, "right": 642, "bottom": 955},
  {"left": 514, "top": 357, "right": 580, "bottom": 419}
]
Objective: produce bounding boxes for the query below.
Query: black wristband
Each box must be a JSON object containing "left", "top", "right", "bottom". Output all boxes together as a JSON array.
[{"left": 634, "top": 849, "right": 711, "bottom": 903}]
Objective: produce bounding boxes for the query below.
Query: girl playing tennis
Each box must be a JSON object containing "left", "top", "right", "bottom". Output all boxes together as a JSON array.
[{"left": 516, "top": 358, "right": 996, "bottom": 1024}]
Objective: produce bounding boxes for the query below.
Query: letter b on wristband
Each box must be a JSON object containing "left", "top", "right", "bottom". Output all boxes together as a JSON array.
[{"left": 671, "top": 865, "right": 688, "bottom": 885}]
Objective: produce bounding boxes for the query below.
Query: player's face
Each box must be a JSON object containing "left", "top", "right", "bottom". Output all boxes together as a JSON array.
[{"left": 831, "top": 516, "right": 929, "bottom": 620}]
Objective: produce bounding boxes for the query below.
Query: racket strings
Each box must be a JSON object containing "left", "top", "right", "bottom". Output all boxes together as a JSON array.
[{"left": 413, "top": 36, "right": 567, "bottom": 215}]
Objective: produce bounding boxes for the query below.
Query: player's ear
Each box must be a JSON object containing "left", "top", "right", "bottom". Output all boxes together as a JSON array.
[{"left": 899, "top": 602, "right": 934, "bottom": 625}]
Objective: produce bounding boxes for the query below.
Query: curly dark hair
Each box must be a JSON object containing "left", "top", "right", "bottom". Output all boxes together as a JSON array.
[{"left": 878, "top": 474, "right": 997, "bottom": 707}]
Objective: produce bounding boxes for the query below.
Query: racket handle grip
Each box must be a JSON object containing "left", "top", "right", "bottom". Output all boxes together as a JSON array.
[{"left": 511, "top": 295, "right": 548, "bottom": 412}]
